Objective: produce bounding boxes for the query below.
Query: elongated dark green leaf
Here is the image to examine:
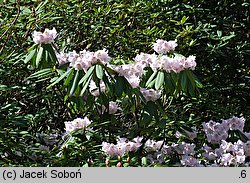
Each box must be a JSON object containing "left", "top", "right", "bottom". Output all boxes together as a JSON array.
[
  {"left": 80, "top": 76, "right": 92, "bottom": 96},
  {"left": 28, "top": 68, "right": 52, "bottom": 78},
  {"left": 180, "top": 72, "right": 187, "bottom": 92},
  {"left": 24, "top": 49, "right": 36, "bottom": 64},
  {"left": 147, "top": 79, "right": 156, "bottom": 88},
  {"left": 146, "top": 70, "right": 157, "bottom": 87},
  {"left": 70, "top": 70, "right": 79, "bottom": 96},
  {"left": 195, "top": 79, "right": 203, "bottom": 88},
  {"left": 95, "top": 64, "right": 104, "bottom": 79},
  {"left": 45, "top": 44, "right": 58, "bottom": 63},
  {"left": 63, "top": 68, "right": 74, "bottom": 86},
  {"left": 28, "top": 68, "right": 53, "bottom": 80},
  {"left": 164, "top": 73, "right": 175, "bottom": 94},
  {"left": 192, "top": 73, "right": 203, "bottom": 88},
  {"left": 78, "top": 66, "right": 95, "bottom": 85},
  {"left": 186, "top": 70, "right": 196, "bottom": 88},
  {"left": 155, "top": 71, "right": 164, "bottom": 90},
  {"left": 36, "top": 46, "right": 44, "bottom": 67},
  {"left": 187, "top": 81, "right": 195, "bottom": 97},
  {"left": 47, "top": 68, "right": 73, "bottom": 89},
  {"left": 27, "top": 44, "right": 38, "bottom": 52},
  {"left": 45, "top": 49, "right": 49, "bottom": 63},
  {"left": 114, "top": 76, "right": 124, "bottom": 97},
  {"left": 142, "top": 101, "right": 157, "bottom": 126},
  {"left": 35, "top": 75, "right": 53, "bottom": 82}
]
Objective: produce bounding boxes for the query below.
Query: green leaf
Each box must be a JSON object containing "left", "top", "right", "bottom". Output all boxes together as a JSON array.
[
  {"left": 142, "top": 101, "right": 157, "bottom": 126},
  {"left": 181, "top": 16, "right": 189, "bottom": 25},
  {"left": 47, "top": 68, "right": 73, "bottom": 89},
  {"left": 28, "top": 68, "right": 53, "bottom": 80},
  {"left": 146, "top": 70, "right": 157, "bottom": 87},
  {"left": 78, "top": 66, "right": 95, "bottom": 85},
  {"left": 80, "top": 76, "right": 92, "bottom": 96},
  {"left": 64, "top": 68, "right": 74, "bottom": 86},
  {"left": 141, "top": 157, "right": 147, "bottom": 166},
  {"left": 45, "top": 44, "right": 58, "bottom": 63},
  {"left": 95, "top": 64, "right": 104, "bottom": 80},
  {"left": 24, "top": 49, "right": 36, "bottom": 64},
  {"left": 36, "top": 46, "right": 44, "bottom": 67},
  {"left": 180, "top": 72, "right": 187, "bottom": 92},
  {"left": 114, "top": 76, "right": 125, "bottom": 97},
  {"left": 155, "top": 71, "right": 164, "bottom": 90},
  {"left": 217, "top": 30, "right": 222, "bottom": 37},
  {"left": 185, "top": 70, "right": 196, "bottom": 88},
  {"left": 69, "top": 70, "right": 79, "bottom": 96}
]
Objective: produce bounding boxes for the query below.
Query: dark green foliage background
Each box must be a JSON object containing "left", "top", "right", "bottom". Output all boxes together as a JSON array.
[{"left": 0, "top": 0, "right": 249, "bottom": 166}]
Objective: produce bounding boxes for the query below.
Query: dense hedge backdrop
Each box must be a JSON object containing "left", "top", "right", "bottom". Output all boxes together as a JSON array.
[{"left": 0, "top": 0, "right": 249, "bottom": 166}]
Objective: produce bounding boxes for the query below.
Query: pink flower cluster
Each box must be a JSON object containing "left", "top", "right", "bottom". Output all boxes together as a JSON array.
[
  {"left": 143, "top": 54, "right": 196, "bottom": 73},
  {"left": 172, "top": 142, "right": 196, "bottom": 155},
  {"left": 111, "top": 62, "right": 146, "bottom": 88},
  {"left": 202, "top": 139, "right": 249, "bottom": 166},
  {"left": 144, "top": 140, "right": 201, "bottom": 166},
  {"left": 32, "top": 28, "right": 57, "bottom": 44},
  {"left": 100, "top": 116, "right": 249, "bottom": 167},
  {"left": 57, "top": 49, "right": 111, "bottom": 71},
  {"left": 55, "top": 39, "right": 197, "bottom": 92},
  {"left": 202, "top": 117, "right": 246, "bottom": 144},
  {"left": 180, "top": 155, "right": 201, "bottom": 167},
  {"left": 134, "top": 45, "right": 196, "bottom": 73},
  {"left": 153, "top": 39, "right": 178, "bottom": 54},
  {"left": 145, "top": 139, "right": 164, "bottom": 152},
  {"left": 64, "top": 117, "right": 92, "bottom": 133},
  {"left": 140, "top": 88, "right": 161, "bottom": 101},
  {"left": 101, "top": 137, "right": 143, "bottom": 156}
]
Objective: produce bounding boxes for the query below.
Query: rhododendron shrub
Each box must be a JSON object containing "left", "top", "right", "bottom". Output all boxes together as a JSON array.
[{"left": 24, "top": 28, "right": 249, "bottom": 167}]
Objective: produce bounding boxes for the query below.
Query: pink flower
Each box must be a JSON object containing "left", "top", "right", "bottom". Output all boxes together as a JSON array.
[
  {"left": 102, "top": 142, "right": 119, "bottom": 156},
  {"left": 140, "top": 88, "right": 161, "bottom": 101},
  {"left": 57, "top": 52, "right": 69, "bottom": 65},
  {"left": 64, "top": 117, "right": 92, "bottom": 133},
  {"left": 227, "top": 116, "right": 245, "bottom": 131},
  {"left": 220, "top": 153, "right": 234, "bottom": 166},
  {"left": 108, "top": 101, "right": 119, "bottom": 114},
  {"left": 32, "top": 28, "right": 57, "bottom": 44},
  {"left": 93, "top": 49, "right": 111, "bottom": 65},
  {"left": 153, "top": 39, "right": 177, "bottom": 54},
  {"left": 127, "top": 75, "right": 140, "bottom": 88},
  {"left": 180, "top": 155, "right": 200, "bottom": 167},
  {"left": 185, "top": 55, "right": 197, "bottom": 70},
  {"left": 145, "top": 139, "right": 164, "bottom": 152}
]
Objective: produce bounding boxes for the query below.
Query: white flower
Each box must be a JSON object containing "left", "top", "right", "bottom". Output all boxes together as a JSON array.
[
  {"left": 93, "top": 49, "right": 111, "bottom": 64},
  {"left": 220, "top": 153, "right": 234, "bottom": 166},
  {"left": 153, "top": 39, "right": 177, "bottom": 54},
  {"left": 64, "top": 117, "right": 92, "bottom": 133},
  {"left": 180, "top": 155, "right": 200, "bottom": 167},
  {"left": 102, "top": 142, "right": 119, "bottom": 156},
  {"left": 32, "top": 28, "right": 57, "bottom": 44},
  {"left": 57, "top": 52, "right": 68, "bottom": 65},
  {"left": 127, "top": 75, "right": 140, "bottom": 88},
  {"left": 185, "top": 55, "right": 197, "bottom": 70},
  {"left": 140, "top": 88, "right": 161, "bottom": 101},
  {"left": 145, "top": 139, "right": 164, "bottom": 152},
  {"left": 108, "top": 101, "right": 119, "bottom": 114},
  {"left": 227, "top": 116, "right": 245, "bottom": 131}
]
